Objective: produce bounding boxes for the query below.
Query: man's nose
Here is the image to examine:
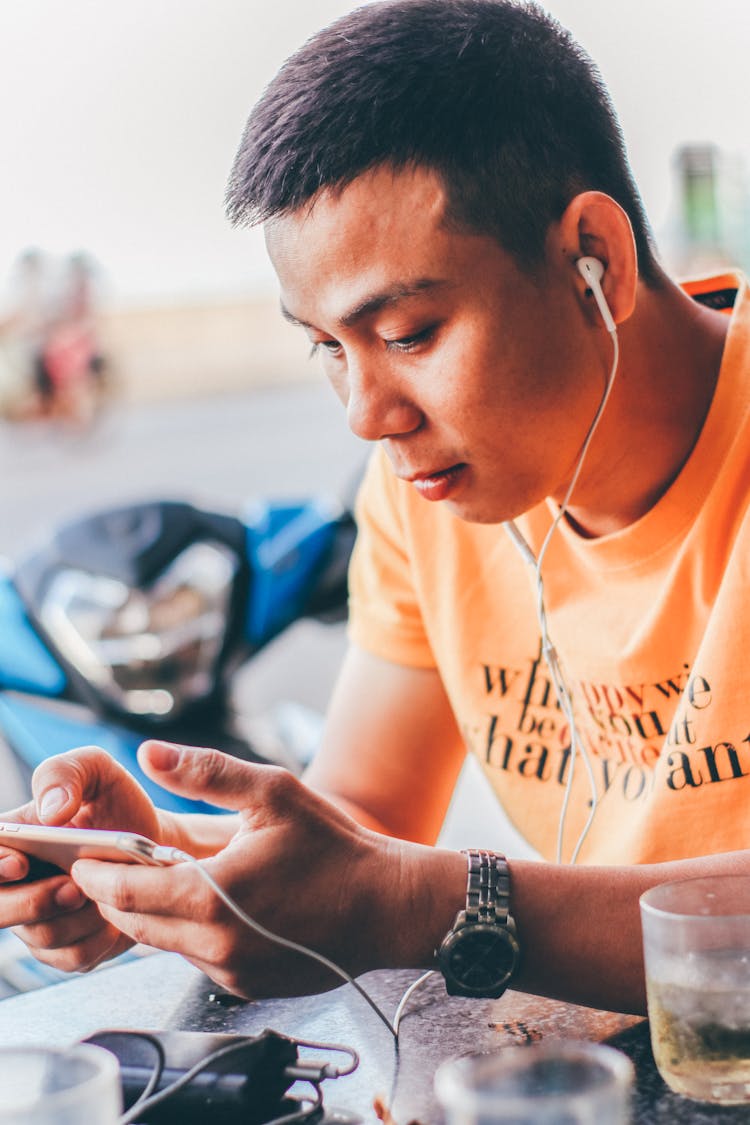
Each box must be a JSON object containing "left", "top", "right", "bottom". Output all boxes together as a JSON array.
[{"left": 345, "top": 357, "right": 422, "bottom": 442}]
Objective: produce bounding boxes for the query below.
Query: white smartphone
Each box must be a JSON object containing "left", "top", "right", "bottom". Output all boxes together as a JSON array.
[{"left": 0, "top": 822, "right": 180, "bottom": 876}]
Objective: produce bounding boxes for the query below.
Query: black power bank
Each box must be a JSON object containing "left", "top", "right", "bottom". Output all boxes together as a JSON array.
[{"left": 83, "top": 1027, "right": 299, "bottom": 1124}]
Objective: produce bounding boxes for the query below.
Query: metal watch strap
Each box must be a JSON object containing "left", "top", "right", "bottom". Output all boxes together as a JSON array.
[
  {"left": 436, "top": 847, "right": 520, "bottom": 997},
  {"left": 462, "top": 848, "right": 511, "bottom": 927}
]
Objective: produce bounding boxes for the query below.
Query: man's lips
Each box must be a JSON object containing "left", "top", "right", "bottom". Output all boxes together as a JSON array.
[{"left": 404, "top": 463, "right": 467, "bottom": 501}]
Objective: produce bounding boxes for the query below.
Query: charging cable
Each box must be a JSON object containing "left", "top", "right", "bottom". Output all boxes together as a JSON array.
[
  {"left": 117, "top": 1032, "right": 349, "bottom": 1125},
  {"left": 115, "top": 847, "right": 440, "bottom": 1121},
  {"left": 503, "top": 318, "right": 619, "bottom": 864},
  {"left": 115, "top": 1031, "right": 165, "bottom": 1121},
  {"left": 151, "top": 846, "right": 399, "bottom": 1042}
]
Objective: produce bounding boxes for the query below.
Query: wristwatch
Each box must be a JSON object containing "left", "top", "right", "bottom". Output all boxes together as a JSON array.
[{"left": 436, "top": 849, "right": 521, "bottom": 998}]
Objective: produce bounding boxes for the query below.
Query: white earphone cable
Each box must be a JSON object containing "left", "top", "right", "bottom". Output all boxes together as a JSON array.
[
  {"left": 137, "top": 276, "right": 619, "bottom": 1058},
  {"left": 503, "top": 310, "right": 619, "bottom": 864}
]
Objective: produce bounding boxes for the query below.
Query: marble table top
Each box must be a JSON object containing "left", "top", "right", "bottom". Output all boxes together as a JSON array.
[{"left": 0, "top": 952, "right": 746, "bottom": 1123}]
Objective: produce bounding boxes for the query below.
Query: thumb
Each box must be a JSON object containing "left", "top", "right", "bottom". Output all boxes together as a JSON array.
[
  {"left": 138, "top": 741, "right": 276, "bottom": 813},
  {"left": 32, "top": 745, "right": 154, "bottom": 828}
]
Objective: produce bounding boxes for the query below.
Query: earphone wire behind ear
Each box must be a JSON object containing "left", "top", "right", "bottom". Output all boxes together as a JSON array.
[{"left": 503, "top": 258, "right": 619, "bottom": 864}]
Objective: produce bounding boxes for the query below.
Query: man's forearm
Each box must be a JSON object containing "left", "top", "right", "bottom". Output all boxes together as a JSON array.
[
  {"left": 507, "top": 851, "right": 750, "bottom": 1015},
  {"left": 382, "top": 844, "right": 750, "bottom": 1016},
  {"left": 300, "top": 764, "right": 750, "bottom": 1015}
]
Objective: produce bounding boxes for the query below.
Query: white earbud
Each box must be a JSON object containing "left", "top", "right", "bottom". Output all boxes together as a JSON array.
[{"left": 576, "top": 256, "right": 616, "bottom": 334}]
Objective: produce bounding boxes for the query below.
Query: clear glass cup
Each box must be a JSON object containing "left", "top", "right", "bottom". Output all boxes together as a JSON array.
[
  {"left": 641, "top": 874, "right": 750, "bottom": 1104},
  {"left": 434, "top": 1041, "right": 633, "bottom": 1124},
  {"left": 0, "top": 1044, "right": 122, "bottom": 1124}
]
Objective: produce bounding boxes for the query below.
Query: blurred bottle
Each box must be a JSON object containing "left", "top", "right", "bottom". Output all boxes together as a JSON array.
[
  {"left": 664, "top": 143, "right": 750, "bottom": 277},
  {"left": 0, "top": 248, "right": 114, "bottom": 428},
  {"left": 41, "top": 252, "right": 111, "bottom": 425}
]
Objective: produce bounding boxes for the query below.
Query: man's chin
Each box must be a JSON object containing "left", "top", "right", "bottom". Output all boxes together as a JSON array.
[{"left": 440, "top": 495, "right": 520, "bottom": 526}]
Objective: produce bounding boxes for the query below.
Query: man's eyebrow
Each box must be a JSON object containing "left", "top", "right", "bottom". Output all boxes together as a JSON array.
[
  {"left": 280, "top": 278, "right": 449, "bottom": 332},
  {"left": 280, "top": 303, "right": 308, "bottom": 328}
]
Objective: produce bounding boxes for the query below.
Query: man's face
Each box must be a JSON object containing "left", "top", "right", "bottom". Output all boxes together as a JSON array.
[{"left": 266, "top": 165, "right": 605, "bottom": 524}]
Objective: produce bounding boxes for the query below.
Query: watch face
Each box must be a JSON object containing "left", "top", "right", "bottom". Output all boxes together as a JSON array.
[{"left": 443, "top": 925, "right": 519, "bottom": 996}]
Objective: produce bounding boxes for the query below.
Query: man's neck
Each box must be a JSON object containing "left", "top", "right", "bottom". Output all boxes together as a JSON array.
[{"left": 562, "top": 271, "right": 731, "bottom": 539}]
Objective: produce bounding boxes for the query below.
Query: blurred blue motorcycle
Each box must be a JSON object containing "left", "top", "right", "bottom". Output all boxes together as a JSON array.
[
  {"left": 0, "top": 495, "right": 355, "bottom": 817},
  {"left": 0, "top": 494, "right": 355, "bottom": 993}
]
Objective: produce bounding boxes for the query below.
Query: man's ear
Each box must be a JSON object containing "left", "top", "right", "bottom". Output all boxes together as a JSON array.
[{"left": 553, "top": 191, "right": 638, "bottom": 328}]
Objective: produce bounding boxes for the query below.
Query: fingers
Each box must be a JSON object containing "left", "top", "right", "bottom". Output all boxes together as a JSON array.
[
  {"left": 0, "top": 744, "right": 169, "bottom": 961},
  {"left": 58, "top": 749, "right": 387, "bottom": 999},
  {"left": 0, "top": 874, "right": 84, "bottom": 929},
  {"left": 69, "top": 856, "right": 331, "bottom": 998},
  {"left": 138, "top": 740, "right": 295, "bottom": 817},
  {"left": 72, "top": 857, "right": 217, "bottom": 958},
  {"left": 0, "top": 851, "right": 30, "bottom": 883},
  {"left": 0, "top": 797, "right": 41, "bottom": 828},
  {"left": 17, "top": 897, "right": 103, "bottom": 953},
  {"left": 30, "top": 746, "right": 105, "bottom": 826},
  {"left": 0, "top": 798, "right": 50, "bottom": 880},
  {"left": 17, "top": 921, "right": 129, "bottom": 975},
  {"left": 72, "top": 857, "right": 204, "bottom": 920},
  {"left": 0, "top": 746, "right": 160, "bottom": 978},
  {"left": 31, "top": 745, "right": 155, "bottom": 828},
  {"left": 0, "top": 872, "right": 126, "bottom": 973}
]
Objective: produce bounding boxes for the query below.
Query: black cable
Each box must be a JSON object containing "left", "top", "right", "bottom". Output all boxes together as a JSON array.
[
  {"left": 105, "top": 1032, "right": 165, "bottom": 1115},
  {"left": 117, "top": 1038, "right": 259, "bottom": 1125},
  {"left": 263, "top": 1081, "right": 323, "bottom": 1125},
  {"left": 116, "top": 1033, "right": 352, "bottom": 1125}
]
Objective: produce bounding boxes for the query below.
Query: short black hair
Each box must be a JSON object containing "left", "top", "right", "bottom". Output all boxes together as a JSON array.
[{"left": 226, "top": 0, "right": 660, "bottom": 282}]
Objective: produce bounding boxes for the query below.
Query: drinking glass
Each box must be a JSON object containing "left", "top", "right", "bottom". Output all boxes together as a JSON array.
[
  {"left": 641, "top": 874, "right": 750, "bottom": 1104},
  {"left": 434, "top": 1041, "right": 633, "bottom": 1124},
  {"left": 0, "top": 1044, "right": 122, "bottom": 1124}
]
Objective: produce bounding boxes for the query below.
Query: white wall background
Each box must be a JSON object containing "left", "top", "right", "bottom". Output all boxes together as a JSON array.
[{"left": 2, "top": 0, "right": 749, "bottom": 305}]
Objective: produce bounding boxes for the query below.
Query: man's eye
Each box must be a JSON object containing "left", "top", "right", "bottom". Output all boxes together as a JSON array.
[
  {"left": 310, "top": 339, "right": 343, "bottom": 359},
  {"left": 384, "top": 326, "right": 436, "bottom": 353}
]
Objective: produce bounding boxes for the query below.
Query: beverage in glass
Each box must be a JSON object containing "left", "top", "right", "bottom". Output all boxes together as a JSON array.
[{"left": 641, "top": 875, "right": 750, "bottom": 1104}]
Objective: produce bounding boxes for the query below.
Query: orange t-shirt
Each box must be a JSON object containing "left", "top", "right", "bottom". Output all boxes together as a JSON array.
[{"left": 348, "top": 273, "right": 750, "bottom": 865}]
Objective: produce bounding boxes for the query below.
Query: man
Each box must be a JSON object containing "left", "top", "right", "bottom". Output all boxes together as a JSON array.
[{"left": 0, "top": 0, "right": 746, "bottom": 1015}]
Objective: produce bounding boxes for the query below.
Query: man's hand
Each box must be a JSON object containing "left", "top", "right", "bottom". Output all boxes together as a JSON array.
[
  {"left": 70, "top": 741, "right": 464, "bottom": 998},
  {"left": 0, "top": 742, "right": 465, "bottom": 997},
  {"left": 0, "top": 746, "right": 171, "bottom": 972}
]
